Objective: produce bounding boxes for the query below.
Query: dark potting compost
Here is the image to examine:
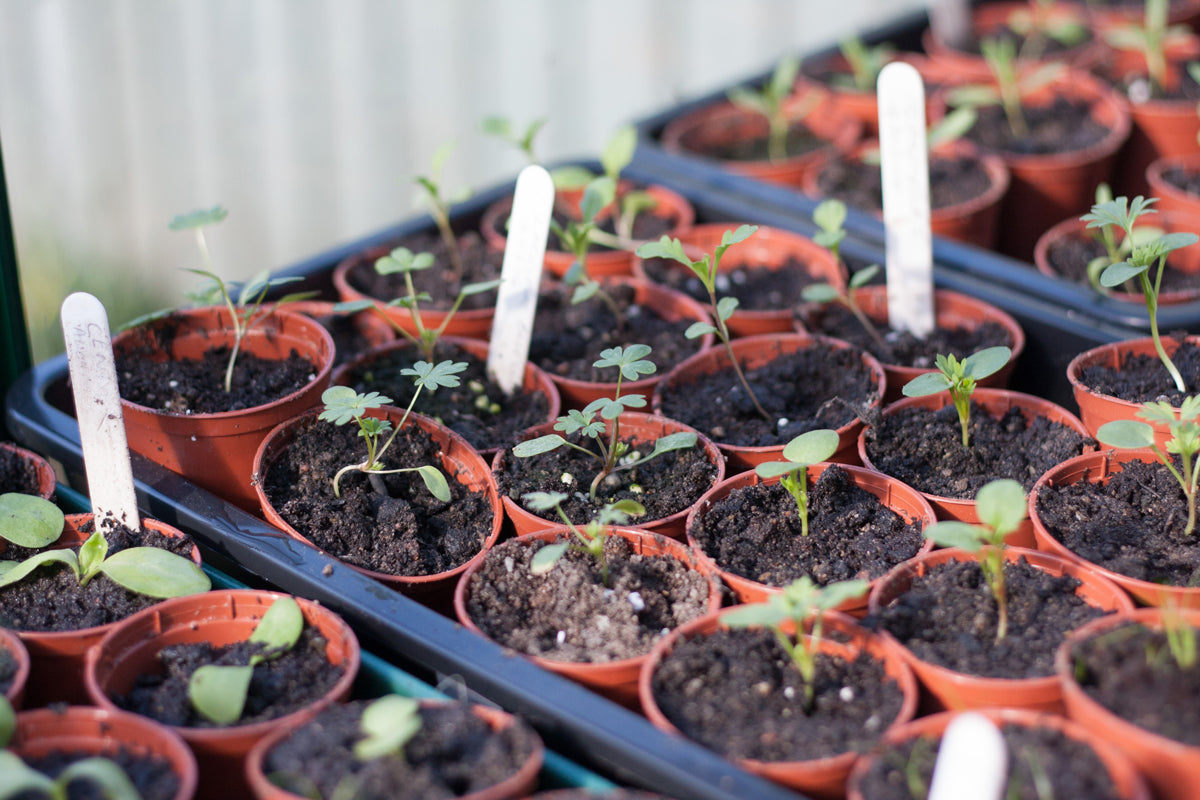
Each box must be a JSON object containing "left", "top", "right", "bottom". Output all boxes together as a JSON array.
[
  {"left": 1163, "top": 164, "right": 1200, "bottom": 197},
  {"left": 20, "top": 746, "right": 181, "bottom": 800},
  {"left": 870, "top": 558, "right": 1105, "bottom": 678},
  {"left": 465, "top": 534, "right": 710, "bottom": 663},
  {"left": 1035, "top": 458, "right": 1200, "bottom": 586},
  {"left": 689, "top": 465, "right": 925, "bottom": 587},
  {"left": 815, "top": 154, "right": 995, "bottom": 215},
  {"left": 855, "top": 722, "right": 1123, "bottom": 800},
  {"left": 344, "top": 231, "right": 501, "bottom": 313},
  {"left": 677, "top": 119, "right": 827, "bottom": 163},
  {"left": 260, "top": 418, "right": 493, "bottom": 577},
  {"left": 1070, "top": 621, "right": 1200, "bottom": 747},
  {"left": 804, "top": 308, "right": 1013, "bottom": 370},
  {"left": 1076, "top": 338, "right": 1200, "bottom": 405},
  {"left": 0, "top": 646, "right": 16, "bottom": 694},
  {"left": 638, "top": 255, "right": 820, "bottom": 312},
  {"left": 499, "top": 198, "right": 679, "bottom": 255},
  {"left": 114, "top": 625, "right": 344, "bottom": 728},
  {"left": 650, "top": 626, "right": 904, "bottom": 762},
  {"left": 1044, "top": 232, "right": 1200, "bottom": 295},
  {"left": 295, "top": 309, "right": 385, "bottom": 368},
  {"left": 0, "top": 446, "right": 45, "bottom": 496},
  {"left": 964, "top": 98, "right": 1110, "bottom": 156},
  {"left": 863, "top": 401, "right": 1092, "bottom": 497}
]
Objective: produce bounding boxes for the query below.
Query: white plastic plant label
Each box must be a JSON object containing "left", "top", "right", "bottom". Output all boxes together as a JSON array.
[
  {"left": 928, "top": 712, "right": 1008, "bottom": 800},
  {"left": 878, "top": 60, "right": 935, "bottom": 338},
  {"left": 61, "top": 291, "right": 140, "bottom": 529},
  {"left": 487, "top": 164, "right": 554, "bottom": 395}
]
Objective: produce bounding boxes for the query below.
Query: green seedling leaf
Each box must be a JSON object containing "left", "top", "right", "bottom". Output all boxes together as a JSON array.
[
  {"left": 461, "top": 278, "right": 502, "bottom": 297},
  {"left": 354, "top": 695, "right": 423, "bottom": 761},
  {"left": 801, "top": 284, "right": 840, "bottom": 303},
  {"left": 98, "top": 547, "right": 212, "bottom": 598},
  {"left": 480, "top": 115, "right": 511, "bottom": 138},
  {"left": 523, "top": 491, "right": 569, "bottom": 512},
  {"left": 963, "top": 346, "right": 1012, "bottom": 380},
  {"left": 550, "top": 165, "right": 596, "bottom": 190},
  {"left": 974, "top": 478, "right": 1028, "bottom": 537},
  {"left": 57, "top": 758, "right": 142, "bottom": 800},
  {"left": 250, "top": 596, "right": 305, "bottom": 653},
  {"left": 77, "top": 531, "right": 108, "bottom": 580},
  {"left": 189, "top": 664, "right": 253, "bottom": 726},
  {"left": 780, "top": 429, "right": 840, "bottom": 465},
  {"left": 581, "top": 177, "right": 616, "bottom": 224},
  {"left": 685, "top": 321, "right": 717, "bottom": 339},
  {"left": 601, "top": 125, "right": 637, "bottom": 179},
  {"left": 642, "top": 431, "right": 698, "bottom": 460},
  {"left": 0, "top": 751, "right": 59, "bottom": 797},
  {"left": 720, "top": 599, "right": 790, "bottom": 629},
  {"left": 947, "top": 85, "right": 1002, "bottom": 108},
  {"left": 634, "top": 236, "right": 690, "bottom": 264},
  {"left": 817, "top": 579, "right": 870, "bottom": 609},
  {"left": 924, "top": 520, "right": 989, "bottom": 551},
  {"left": 716, "top": 296, "right": 739, "bottom": 324},
  {"left": 0, "top": 696, "right": 13, "bottom": 748},
  {"left": 1157, "top": 231, "right": 1200, "bottom": 256},
  {"left": 415, "top": 465, "right": 450, "bottom": 503},
  {"left": 813, "top": 199, "right": 847, "bottom": 236},
  {"left": 319, "top": 386, "right": 393, "bottom": 426},
  {"left": 1101, "top": 261, "right": 1148, "bottom": 287},
  {"left": 402, "top": 360, "right": 468, "bottom": 392},
  {"left": 513, "top": 434, "right": 568, "bottom": 457},
  {"left": 531, "top": 542, "right": 570, "bottom": 575},
  {"left": 1096, "top": 419, "right": 1156, "bottom": 449},
  {"left": 755, "top": 461, "right": 806, "bottom": 479},
  {"left": 927, "top": 107, "right": 977, "bottom": 150},
  {"left": 849, "top": 265, "right": 880, "bottom": 288},
  {"left": 722, "top": 224, "right": 759, "bottom": 248},
  {"left": 902, "top": 371, "right": 953, "bottom": 397},
  {"left": 0, "top": 493, "right": 64, "bottom": 549},
  {"left": 375, "top": 248, "right": 435, "bottom": 275},
  {"left": 168, "top": 205, "right": 228, "bottom": 231}
]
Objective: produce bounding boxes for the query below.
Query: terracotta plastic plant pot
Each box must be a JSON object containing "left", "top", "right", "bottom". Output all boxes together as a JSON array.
[
  {"left": 286, "top": 298, "right": 396, "bottom": 362},
  {"left": 9, "top": 706, "right": 199, "bottom": 800},
  {"left": 253, "top": 406, "right": 503, "bottom": 606},
  {"left": 1034, "top": 211, "right": 1200, "bottom": 303},
  {"left": 1067, "top": 335, "right": 1200, "bottom": 448},
  {"left": 12, "top": 513, "right": 202, "bottom": 708},
  {"left": 1055, "top": 607, "right": 1200, "bottom": 800},
  {"left": 659, "top": 93, "right": 863, "bottom": 188},
  {"left": 112, "top": 306, "right": 335, "bottom": 512},
  {"left": 800, "top": 139, "right": 1011, "bottom": 250},
  {"left": 331, "top": 335, "right": 561, "bottom": 460},
  {"left": 245, "top": 699, "right": 544, "bottom": 800},
  {"left": 541, "top": 277, "right": 715, "bottom": 410},
  {"left": 653, "top": 333, "right": 887, "bottom": 474},
  {"left": 630, "top": 222, "right": 847, "bottom": 338},
  {"left": 0, "top": 627, "right": 30, "bottom": 709},
  {"left": 493, "top": 411, "right": 725, "bottom": 541},
  {"left": 931, "top": 69, "right": 1131, "bottom": 261},
  {"left": 1149, "top": 152, "right": 1200, "bottom": 220},
  {"left": 453, "top": 526, "right": 723, "bottom": 708},
  {"left": 332, "top": 244, "right": 496, "bottom": 341},
  {"left": 637, "top": 608, "right": 919, "bottom": 800},
  {"left": 857, "top": 388, "right": 1088, "bottom": 546},
  {"left": 683, "top": 462, "right": 938, "bottom": 614},
  {"left": 868, "top": 546, "right": 1135, "bottom": 713},
  {"left": 797, "top": 286, "right": 1026, "bottom": 402},
  {"left": 844, "top": 707, "right": 1152, "bottom": 800},
  {"left": 479, "top": 184, "right": 695, "bottom": 280},
  {"left": 793, "top": 52, "right": 893, "bottom": 137},
  {"left": 84, "top": 589, "right": 360, "bottom": 800},
  {"left": 1030, "top": 449, "right": 1200, "bottom": 609},
  {"left": 0, "top": 440, "right": 57, "bottom": 499}
]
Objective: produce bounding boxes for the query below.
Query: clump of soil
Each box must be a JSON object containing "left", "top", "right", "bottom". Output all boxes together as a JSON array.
[
  {"left": 114, "top": 624, "right": 345, "bottom": 728},
  {"left": 688, "top": 464, "right": 925, "bottom": 587},
  {"left": 650, "top": 626, "right": 905, "bottom": 762},
  {"left": 1044, "top": 230, "right": 1200, "bottom": 296},
  {"left": 260, "top": 416, "right": 494, "bottom": 577},
  {"left": 344, "top": 231, "right": 501, "bottom": 313},
  {"left": 815, "top": 153, "right": 995, "bottom": 213},
  {"left": 263, "top": 700, "right": 538, "bottom": 800},
  {"left": 869, "top": 557, "right": 1105, "bottom": 678},
  {"left": 862, "top": 400, "right": 1092, "bottom": 498},
  {"left": 1034, "top": 457, "right": 1200, "bottom": 586},
  {"left": 855, "top": 722, "right": 1123, "bottom": 800},
  {"left": 1070, "top": 620, "right": 1200, "bottom": 746},
  {"left": 638, "top": 254, "right": 822, "bottom": 311},
  {"left": 21, "top": 745, "right": 182, "bottom": 800},
  {"left": 1076, "top": 337, "right": 1200, "bottom": 406},
  {"left": 466, "top": 534, "right": 711, "bottom": 663},
  {"left": 0, "top": 445, "right": 46, "bottom": 496},
  {"left": 965, "top": 98, "right": 1110, "bottom": 156}
]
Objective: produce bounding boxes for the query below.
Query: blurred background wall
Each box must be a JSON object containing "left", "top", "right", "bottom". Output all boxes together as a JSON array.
[{"left": 0, "top": 0, "right": 925, "bottom": 362}]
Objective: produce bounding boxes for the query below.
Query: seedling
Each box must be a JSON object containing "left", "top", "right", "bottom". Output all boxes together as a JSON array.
[
  {"left": 947, "top": 36, "right": 1063, "bottom": 138},
  {"left": 803, "top": 199, "right": 888, "bottom": 351},
  {"left": 834, "top": 36, "right": 895, "bottom": 93},
  {"left": 188, "top": 596, "right": 303, "bottom": 726},
  {"left": 923, "top": 478, "right": 1027, "bottom": 641},
  {"left": 1082, "top": 195, "right": 1199, "bottom": 393},
  {"left": 636, "top": 226, "right": 773, "bottom": 422},
  {"left": 512, "top": 345, "right": 697, "bottom": 502},
  {"left": 481, "top": 115, "right": 547, "bottom": 164},
  {"left": 722, "top": 576, "right": 869, "bottom": 710},
  {"left": 1162, "top": 600, "right": 1198, "bottom": 670},
  {"left": 414, "top": 142, "right": 471, "bottom": 279},
  {"left": 727, "top": 54, "right": 820, "bottom": 163},
  {"left": 319, "top": 360, "right": 466, "bottom": 500},
  {"left": 553, "top": 177, "right": 626, "bottom": 326},
  {"left": 167, "top": 206, "right": 314, "bottom": 393},
  {"left": 1096, "top": 395, "right": 1200, "bottom": 536},
  {"left": 0, "top": 696, "right": 141, "bottom": 800},
  {"left": 333, "top": 246, "right": 500, "bottom": 361},
  {"left": 1005, "top": 0, "right": 1089, "bottom": 62},
  {"left": 1082, "top": 184, "right": 1165, "bottom": 294},
  {"left": 1102, "top": 0, "right": 1193, "bottom": 96},
  {"left": 901, "top": 346, "right": 1013, "bottom": 447},
  {"left": 754, "top": 429, "right": 840, "bottom": 537},
  {"left": 0, "top": 492, "right": 64, "bottom": 549},
  {"left": 0, "top": 500, "right": 210, "bottom": 600},
  {"left": 522, "top": 492, "right": 646, "bottom": 587}
]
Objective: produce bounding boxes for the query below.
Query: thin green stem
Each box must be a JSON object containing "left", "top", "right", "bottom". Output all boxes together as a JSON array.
[{"left": 1143, "top": 270, "right": 1187, "bottom": 393}]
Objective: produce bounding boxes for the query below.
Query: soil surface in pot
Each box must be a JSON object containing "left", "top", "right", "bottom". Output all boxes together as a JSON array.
[
  {"left": 1111, "top": 62, "right": 1200, "bottom": 102},
  {"left": 293, "top": 308, "right": 383, "bottom": 368},
  {"left": 21, "top": 745, "right": 181, "bottom": 800},
  {"left": 855, "top": 722, "right": 1123, "bottom": 800},
  {"left": 261, "top": 419, "right": 493, "bottom": 577},
  {"left": 345, "top": 231, "right": 501, "bottom": 313},
  {"left": 0, "top": 521, "right": 195, "bottom": 632},
  {"left": 495, "top": 429, "right": 717, "bottom": 526},
  {"left": 689, "top": 465, "right": 925, "bottom": 587},
  {"left": 639, "top": 254, "right": 819, "bottom": 312},
  {"left": 965, "top": 98, "right": 1110, "bottom": 156},
  {"left": 116, "top": 345, "right": 318, "bottom": 415},
  {"left": 528, "top": 284, "right": 703, "bottom": 384},
  {"left": 815, "top": 153, "right": 995, "bottom": 213},
  {"left": 0, "top": 447, "right": 46, "bottom": 496},
  {"left": 651, "top": 626, "right": 904, "bottom": 762},
  {"left": 1077, "top": 337, "right": 1200, "bottom": 405},
  {"left": 804, "top": 306, "right": 1013, "bottom": 370},
  {"left": 1070, "top": 620, "right": 1200, "bottom": 746},
  {"left": 679, "top": 118, "right": 827, "bottom": 162},
  {"left": 0, "top": 646, "right": 15, "bottom": 694},
  {"left": 466, "top": 534, "right": 710, "bottom": 663},
  {"left": 1045, "top": 231, "right": 1200, "bottom": 294},
  {"left": 494, "top": 196, "right": 678, "bottom": 255},
  {"left": 863, "top": 401, "right": 1092, "bottom": 497},
  {"left": 339, "top": 341, "right": 550, "bottom": 453},
  {"left": 1163, "top": 164, "right": 1200, "bottom": 197},
  {"left": 1035, "top": 457, "right": 1200, "bottom": 586},
  {"left": 114, "top": 624, "right": 344, "bottom": 729},
  {"left": 657, "top": 342, "right": 877, "bottom": 447},
  {"left": 264, "top": 700, "right": 537, "bottom": 800},
  {"left": 870, "top": 557, "right": 1105, "bottom": 678}
]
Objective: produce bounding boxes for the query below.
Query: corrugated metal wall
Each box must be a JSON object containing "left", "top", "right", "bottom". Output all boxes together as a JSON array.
[{"left": 0, "top": 0, "right": 924, "bottom": 359}]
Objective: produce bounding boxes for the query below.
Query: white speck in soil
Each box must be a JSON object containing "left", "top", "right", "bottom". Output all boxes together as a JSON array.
[
  {"left": 753, "top": 681, "right": 772, "bottom": 697},
  {"left": 777, "top": 418, "right": 789, "bottom": 428},
  {"left": 784, "top": 686, "right": 796, "bottom": 700},
  {"left": 865, "top": 713, "right": 882, "bottom": 732},
  {"left": 556, "top": 630, "right": 566, "bottom": 645},
  {"left": 504, "top": 556, "right": 514, "bottom": 573},
  {"left": 839, "top": 686, "right": 855, "bottom": 702},
  {"left": 168, "top": 380, "right": 178, "bottom": 388},
  {"left": 628, "top": 591, "right": 645, "bottom": 612}
]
